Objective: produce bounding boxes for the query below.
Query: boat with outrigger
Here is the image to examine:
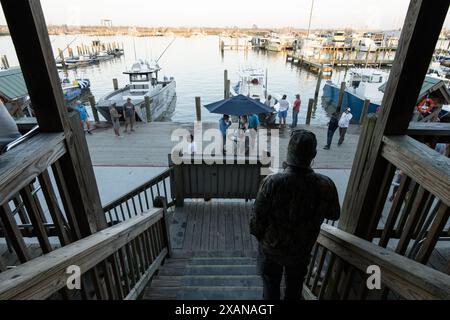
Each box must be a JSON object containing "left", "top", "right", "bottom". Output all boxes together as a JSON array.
[{"left": 97, "top": 59, "right": 176, "bottom": 122}]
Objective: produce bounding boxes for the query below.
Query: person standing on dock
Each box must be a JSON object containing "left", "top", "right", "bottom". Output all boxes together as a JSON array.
[
  {"left": 109, "top": 103, "right": 123, "bottom": 139},
  {"left": 219, "top": 114, "right": 232, "bottom": 153},
  {"left": 250, "top": 130, "right": 340, "bottom": 300},
  {"left": 323, "top": 112, "right": 339, "bottom": 150},
  {"left": 338, "top": 108, "right": 353, "bottom": 146},
  {"left": 75, "top": 100, "right": 92, "bottom": 135},
  {"left": 123, "top": 98, "right": 136, "bottom": 133},
  {"left": 248, "top": 114, "right": 260, "bottom": 155},
  {"left": 277, "top": 95, "right": 290, "bottom": 128},
  {"left": 291, "top": 94, "right": 301, "bottom": 128}
]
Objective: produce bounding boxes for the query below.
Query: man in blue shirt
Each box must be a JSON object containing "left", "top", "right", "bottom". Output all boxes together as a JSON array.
[
  {"left": 219, "top": 114, "right": 232, "bottom": 153},
  {"left": 248, "top": 114, "right": 260, "bottom": 131},
  {"left": 75, "top": 100, "right": 92, "bottom": 134}
]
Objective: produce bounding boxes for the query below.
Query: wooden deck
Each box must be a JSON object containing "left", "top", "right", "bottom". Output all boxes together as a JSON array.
[
  {"left": 169, "top": 200, "right": 258, "bottom": 254},
  {"left": 85, "top": 122, "right": 360, "bottom": 169}
]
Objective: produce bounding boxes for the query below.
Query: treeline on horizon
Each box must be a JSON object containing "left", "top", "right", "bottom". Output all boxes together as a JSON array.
[{"left": 0, "top": 24, "right": 414, "bottom": 37}]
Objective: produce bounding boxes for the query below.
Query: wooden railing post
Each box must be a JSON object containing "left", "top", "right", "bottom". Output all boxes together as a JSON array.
[
  {"left": 1, "top": 0, "right": 107, "bottom": 237},
  {"left": 153, "top": 196, "right": 172, "bottom": 257},
  {"left": 88, "top": 95, "right": 100, "bottom": 123},
  {"left": 145, "top": 96, "right": 152, "bottom": 122},
  {"left": 195, "top": 97, "right": 202, "bottom": 122},
  {"left": 306, "top": 99, "right": 314, "bottom": 125}
]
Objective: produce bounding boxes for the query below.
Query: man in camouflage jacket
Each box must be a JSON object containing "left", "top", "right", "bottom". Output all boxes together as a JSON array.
[{"left": 250, "top": 129, "right": 340, "bottom": 300}]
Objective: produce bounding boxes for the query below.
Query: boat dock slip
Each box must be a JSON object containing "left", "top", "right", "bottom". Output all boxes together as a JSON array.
[
  {"left": 85, "top": 122, "right": 360, "bottom": 169},
  {"left": 287, "top": 52, "right": 395, "bottom": 69}
]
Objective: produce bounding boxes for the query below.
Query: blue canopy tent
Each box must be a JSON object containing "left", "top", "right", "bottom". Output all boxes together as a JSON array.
[{"left": 204, "top": 94, "right": 274, "bottom": 116}]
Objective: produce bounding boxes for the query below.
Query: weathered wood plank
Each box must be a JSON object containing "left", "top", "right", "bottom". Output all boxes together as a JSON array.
[
  {"left": 338, "top": 0, "right": 450, "bottom": 238},
  {"left": 319, "top": 224, "right": 450, "bottom": 300},
  {"left": 19, "top": 185, "right": 52, "bottom": 253},
  {"left": 0, "top": 134, "right": 66, "bottom": 207},
  {"left": 381, "top": 135, "right": 450, "bottom": 207},
  {"left": 407, "top": 122, "right": 450, "bottom": 142},
  {"left": 0, "top": 204, "right": 31, "bottom": 263},
  {"left": 0, "top": 208, "right": 163, "bottom": 300}
]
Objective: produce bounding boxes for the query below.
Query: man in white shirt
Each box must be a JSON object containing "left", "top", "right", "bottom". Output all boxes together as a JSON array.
[
  {"left": 338, "top": 107, "right": 353, "bottom": 146},
  {"left": 276, "top": 95, "right": 290, "bottom": 128}
]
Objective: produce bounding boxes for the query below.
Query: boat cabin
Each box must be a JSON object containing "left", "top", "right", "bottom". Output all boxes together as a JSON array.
[
  {"left": 234, "top": 68, "right": 266, "bottom": 101},
  {"left": 123, "top": 60, "right": 161, "bottom": 98}
]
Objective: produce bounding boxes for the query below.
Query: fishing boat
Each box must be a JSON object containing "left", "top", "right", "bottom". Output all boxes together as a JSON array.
[
  {"left": 97, "top": 59, "right": 176, "bottom": 122},
  {"left": 231, "top": 67, "right": 268, "bottom": 102},
  {"left": 265, "top": 34, "right": 296, "bottom": 52},
  {"left": 353, "top": 37, "right": 379, "bottom": 52},
  {"left": 61, "top": 76, "right": 91, "bottom": 103},
  {"left": 323, "top": 68, "right": 389, "bottom": 123},
  {"left": 95, "top": 51, "right": 115, "bottom": 61}
]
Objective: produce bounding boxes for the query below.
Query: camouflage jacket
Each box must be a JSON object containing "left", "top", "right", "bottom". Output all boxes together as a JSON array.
[{"left": 250, "top": 166, "right": 340, "bottom": 265}]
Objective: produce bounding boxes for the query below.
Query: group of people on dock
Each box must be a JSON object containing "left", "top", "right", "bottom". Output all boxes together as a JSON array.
[
  {"left": 108, "top": 98, "right": 137, "bottom": 138},
  {"left": 216, "top": 94, "right": 354, "bottom": 154},
  {"left": 262, "top": 94, "right": 301, "bottom": 129}
]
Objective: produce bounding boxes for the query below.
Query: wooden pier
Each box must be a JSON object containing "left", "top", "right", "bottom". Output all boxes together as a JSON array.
[{"left": 287, "top": 52, "right": 395, "bottom": 70}]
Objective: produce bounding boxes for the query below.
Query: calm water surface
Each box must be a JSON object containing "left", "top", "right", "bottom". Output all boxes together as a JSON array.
[{"left": 0, "top": 35, "right": 363, "bottom": 124}]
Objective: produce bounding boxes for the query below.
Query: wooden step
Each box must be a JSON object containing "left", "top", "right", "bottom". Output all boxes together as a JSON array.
[
  {"left": 177, "top": 286, "right": 262, "bottom": 300},
  {"left": 152, "top": 275, "right": 263, "bottom": 287}
]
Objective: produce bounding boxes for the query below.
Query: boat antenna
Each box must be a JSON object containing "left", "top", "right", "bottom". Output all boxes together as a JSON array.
[
  {"left": 306, "top": 0, "right": 315, "bottom": 38},
  {"left": 54, "top": 35, "right": 79, "bottom": 60},
  {"left": 156, "top": 37, "right": 176, "bottom": 63}
]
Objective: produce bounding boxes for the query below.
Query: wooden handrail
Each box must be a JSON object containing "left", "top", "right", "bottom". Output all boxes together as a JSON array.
[
  {"left": 381, "top": 135, "right": 450, "bottom": 207},
  {"left": 0, "top": 208, "right": 165, "bottom": 300},
  {"left": 318, "top": 224, "right": 450, "bottom": 300},
  {"left": 0, "top": 132, "right": 66, "bottom": 206},
  {"left": 102, "top": 168, "right": 173, "bottom": 212}
]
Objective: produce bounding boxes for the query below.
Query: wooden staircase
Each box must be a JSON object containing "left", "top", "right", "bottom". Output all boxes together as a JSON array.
[{"left": 143, "top": 251, "right": 264, "bottom": 300}]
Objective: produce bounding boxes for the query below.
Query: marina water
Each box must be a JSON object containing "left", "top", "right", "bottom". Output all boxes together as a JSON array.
[{"left": 1, "top": 34, "right": 362, "bottom": 125}]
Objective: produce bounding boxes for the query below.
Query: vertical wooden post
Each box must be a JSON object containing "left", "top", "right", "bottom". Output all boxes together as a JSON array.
[
  {"left": 336, "top": 81, "right": 346, "bottom": 113},
  {"left": 360, "top": 99, "right": 371, "bottom": 124},
  {"left": 1, "top": 0, "right": 107, "bottom": 235},
  {"left": 58, "top": 48, "right": 66, "bottom": 69},
  {"left": 195, "top": 96, "right": 202, "bottom": 122},
  {"left": 88, "top": 95, "right": 100, "bottom": 123},
  {"left": 1, "top": 55, "right": 9, "bottom": 69},
  {"left": 145, "top": 96, "right": 152, "bottom": 122},
  {"left": 337, "top": 0, "right": 449, "bottom": 239},
  {"left": 153, "top": 196, "right": 172, "bottom": 257},
  {"left": 306, "top": 99, "right": 314, "bottom": 125},
  {"left": 226, "top": 80, "right": 231, "bottom": 99},
  {"left": 112, "top": 78, "right": 119, "bottom": 91},
  {"left": 314, "top": 66, "right": 323, "bottom": 107},
  {"left": 224, "top": 70, "right": 228, "bottom": 99}
]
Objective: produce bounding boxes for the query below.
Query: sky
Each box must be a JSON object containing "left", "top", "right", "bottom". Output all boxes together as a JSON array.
[{"left": 0, "top": 0, "right": 449, "bottom": 29}]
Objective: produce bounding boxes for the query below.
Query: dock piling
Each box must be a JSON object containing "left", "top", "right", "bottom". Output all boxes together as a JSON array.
[
  {"left": 195, "top": 97, "right": 202, "bottom": 122},
  {"left": 113, "top": 78, "right": 119, "bottom": 91},
  {"left": 336, "top": 82, "right": 346, "bottom": 113},
  {"left": 224, "top": 70, "right": 229, "bottom": 99},
  {"left": 313, "top": 66, "right": 323, "bottom": 107},
  {"left": 145, "top": 96, "right": 152, "bottom": 122},
  {"left": 306, "top": 99, "right": 314, "bottom": 125},
  {"left": 88, "top": 95, "right": 100, "bottom": 123},
  {"left": 1, "top": 55, "right": 9, "bottom": 69}
]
